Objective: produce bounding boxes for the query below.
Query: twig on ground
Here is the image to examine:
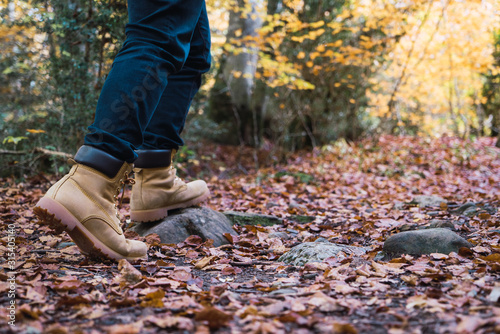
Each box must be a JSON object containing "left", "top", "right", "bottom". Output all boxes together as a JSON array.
[{"left": 0, "top": 147, "right": 72, "bottom": 159}]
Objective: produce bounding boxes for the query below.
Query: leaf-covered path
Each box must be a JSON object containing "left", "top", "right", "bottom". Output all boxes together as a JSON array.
[{"left": 1, "top": 136, "right": 499, "bottom": 333}]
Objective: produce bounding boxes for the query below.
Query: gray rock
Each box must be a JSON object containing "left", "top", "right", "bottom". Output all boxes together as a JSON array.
[
  {"left": 24, "top": 327, "right": 42, "bottom": 334},
  {"left": 450, "top": 202, "right": 497, "bottom": 217},
  {"left": 132, "top": 207, "right": 237, "bottom": 247},
  {"left": 394, "top": 201, "right": 406, "bottom": 210},
  {"left": 382, "top": 228, "right": 472, "bottom": 258},
  {"left": 428, "top": 219, "right": 455, "bottom": 230},
  {"left": 395, "top": 220, "right": 455, "bottom": 232},
  {"left": 57, "top": 242, "right": 76, "bottom": 249},
  {"left": 289, "top": 215, "right": 316, "bottom": 224},
  {"left": 373, "top": 251, "right": 386, "bottom": 261},
  {"left": 314, "top": 237, "right": 329, "bottom": 243},
  {"left": 463, "top": 206, "right": 482, "bottom": 217},
  {"left": 269, "top": 288, "right": 298, "bottom": 296},
  {"left": 411, "top": 195, "right": 446, "bottom": 208},
  {"left": 224, "top": 211, "right": 283, "bottom": 226},
  {"left": 450, "top": 202, "right": 477, "bottom": 215},
  {"left": 278, "top": 241, "right": 368, "bottom": 266},
  {"left": 399, "top": 224, "right": 414, "bottom": 232},
  {"left": 268, "top": 232, "right": 290, "bottom": 240},
  {"left": 427, "top": 211, "right": 441, "bottom": 216}
]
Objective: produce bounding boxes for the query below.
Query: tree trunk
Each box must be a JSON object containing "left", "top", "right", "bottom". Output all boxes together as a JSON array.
[{"left": 208, "top": 0, "right": 264, "bottom": 146}]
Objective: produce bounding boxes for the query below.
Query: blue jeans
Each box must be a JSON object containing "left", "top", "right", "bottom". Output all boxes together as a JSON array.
[{"left": 84, "top": 0, "right": 211, "bottom": 162}]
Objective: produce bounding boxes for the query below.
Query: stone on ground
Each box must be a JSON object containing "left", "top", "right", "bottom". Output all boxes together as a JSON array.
[
  {"left": 224, "top": 211, "right": 283, "bottom": 226},
  {"left": 450, "top": 202, "right": 497, "bottom": 217},
  {"left": 427, "top": 219, "right": 455, "bottom": 230},
  {"left": 411, "top": 195, "right": 446, "bottom": 207},
  {"left": 382, "top": 228, "right": 472, "bottom": 259},
  {"left": 268, "top": 231, "right": 290, "bottom": 240},
  {"left": 132, "top": 207, "right": 237, "bottom": 247},
  {"left": 279, "top": 239, "right": 368, "bottom": 266}
]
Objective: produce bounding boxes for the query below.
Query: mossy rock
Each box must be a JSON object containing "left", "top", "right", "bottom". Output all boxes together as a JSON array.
[
  {"left": 289, "top": 215, "right": 316, "bottom": 224},
  {"left": 223, "top": 211, "right": 283, "bottom": 226}
]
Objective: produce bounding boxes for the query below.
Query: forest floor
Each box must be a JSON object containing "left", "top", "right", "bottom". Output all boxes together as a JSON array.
[{"left": 1, "top": 135, "right": 499, "bottom": 334}]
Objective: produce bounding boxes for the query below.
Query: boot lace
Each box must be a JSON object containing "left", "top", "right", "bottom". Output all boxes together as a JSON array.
[
  {"left": 169, "top": 165, "right": 186, "bottom": 186},
  {"left": 114, "top": 171, "right": 135, "bottom": 219},
  {"left": 169, "top": 149, "right": 186, "bottom": 186}
]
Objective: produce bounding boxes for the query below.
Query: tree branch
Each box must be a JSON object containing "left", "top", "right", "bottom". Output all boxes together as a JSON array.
[{"left": 0, "top": 147, "right": 72, "bottom": 159}]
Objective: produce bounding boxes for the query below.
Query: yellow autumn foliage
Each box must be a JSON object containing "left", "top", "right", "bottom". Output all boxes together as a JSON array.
[
  {"left": 365, "top": 0, "right": 500, "bottom": 136},
  {"left": 2, "top": 0, "right": 499, "bottom": 138},
  {"left": 223, "top": 0, "right": 500, "bottom": 136}
]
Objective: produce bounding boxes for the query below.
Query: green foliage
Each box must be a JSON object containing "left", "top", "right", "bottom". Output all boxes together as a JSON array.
[
  {"left": 274, "top": 170, "right": 314, "bottom": 184},
  {"left": 175, "top": 146, "right": 197, "bottom": 164},
  {"left": 38, "top": 0, "right": 128, "bottom": 149},
  {"left": 3, "top": 136, "right": 28, "bottom": 145},
  {"left": 207, "top": 0, "right": 386, "bottom": 152},
  {"left": 260, "top": 0, "right": 377, "bottom": 150},
  {"left": 3, "top": 0, "right": 496, "bottom": 177},
  {"left": 0, "top": 0, "right": 128, "bottom": 176}
]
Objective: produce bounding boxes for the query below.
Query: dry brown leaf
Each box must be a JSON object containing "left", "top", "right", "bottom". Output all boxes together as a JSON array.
[
  {"left": 194, "top": 256, "right": 215, "bottom": 269},
  {"left": 145, "top": 315, "right": 194, "bottom": 330},
  {"left": 194, "top": 306, "right": 233, "bottom": 329},
  {"left": 307, "top": 292, "right": 343, "bottom": 312},
  {"left": 117, "top": 259, "right": 143, "bottom": 285}
]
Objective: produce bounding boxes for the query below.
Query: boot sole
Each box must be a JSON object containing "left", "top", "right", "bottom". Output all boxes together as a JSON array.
[
  {"left": 33, "top": 197, "right": 148, "bottom": 262},
  {"left": 130, "top": 190, "right": 210, "bottom": 223}
]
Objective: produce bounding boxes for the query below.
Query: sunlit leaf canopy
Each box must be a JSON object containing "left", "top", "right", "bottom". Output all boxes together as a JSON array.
[
  {"left": 207, "top": 0, "right": 500, "bottom": 136},
  {"left": 0, "top": 0, "right": 499, "bottom": 158}
]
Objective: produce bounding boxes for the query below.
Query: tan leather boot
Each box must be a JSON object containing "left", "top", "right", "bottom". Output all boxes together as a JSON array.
[
  {"left": 33, "top": 146, "right": 148, "bottom": 262},
  {"left": 130, "top": 149, "right": 210, "bottom": 222}
]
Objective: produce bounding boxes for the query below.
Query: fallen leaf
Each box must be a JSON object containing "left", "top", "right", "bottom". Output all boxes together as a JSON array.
[
  {"left": 481, "top": 253, "right": 500, "bottom": 263},
  {"left": 332, "top": 322, "right": 358, "bottom": 334},
  {"left": 105, "top": 322, "right": 143, "bottom": 334},
  {"left": 194, "top": 256, "right": 215, "bottom": 269},
  {"left": 307, "top": 292, "right": 343, "bottom": 312},
  {"left": 148, "top": 278, "right": 181, "bottom": 289},
  {"left": 117, "top": 259, "right": 143, "bottom": 285},
  {"left": 194, "top": 306, "right": 233, "bottom": 329},
  {"left": 220, "top": 266, "right": 242, "bottom": 276},
  {"left": 51, "top": 279, "right": 86, "bottom": 291},
  {"left": 145, "top": 315, "right": 194, "bottom": 330},
  {"left": 140, "top": 289, "right": 165, "bottom": 308},
  {"left": 487, "top": 287, "right": 500, "bottom": 302},
  {"left": 170, "top": 268, "right": 193, "bottom": 282}
]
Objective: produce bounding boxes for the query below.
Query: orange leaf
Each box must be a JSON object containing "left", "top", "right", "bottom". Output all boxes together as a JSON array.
[{"left": 194, "top": 307, "right": 232, "bottom": 329}]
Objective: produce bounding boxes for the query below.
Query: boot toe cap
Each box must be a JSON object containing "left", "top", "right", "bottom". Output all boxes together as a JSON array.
[
  {"left": 126, "top": 239, "right": 149, "bottom": 259},
  {"left": 188, "top": 180, "right": 209, "bottom": 196}
]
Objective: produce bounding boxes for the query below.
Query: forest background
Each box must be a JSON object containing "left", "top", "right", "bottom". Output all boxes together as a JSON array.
[{"left": 1, "top": 0, "right": 500, "bottom": 176}]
